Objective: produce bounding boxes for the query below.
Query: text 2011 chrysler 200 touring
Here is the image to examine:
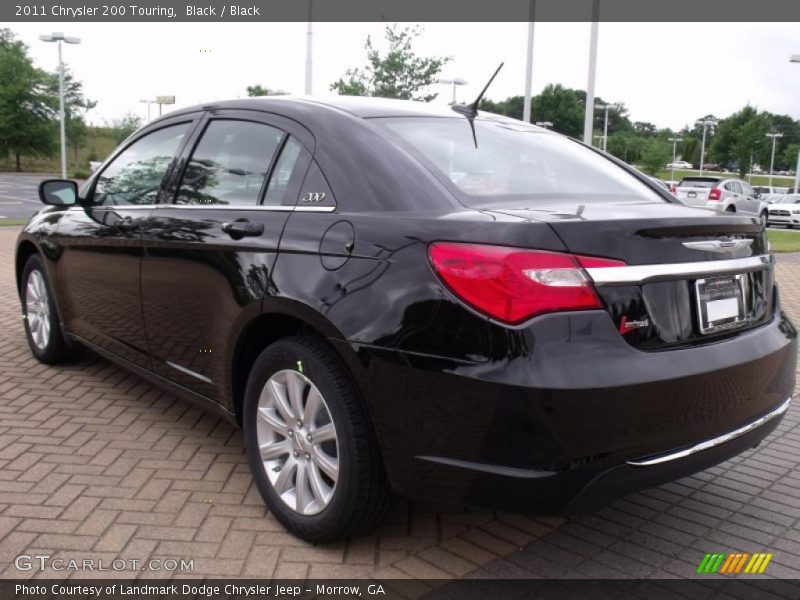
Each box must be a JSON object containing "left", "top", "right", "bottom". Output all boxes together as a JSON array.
[{"left": 16, "top": 96, "right": 796, "bottom": 541}]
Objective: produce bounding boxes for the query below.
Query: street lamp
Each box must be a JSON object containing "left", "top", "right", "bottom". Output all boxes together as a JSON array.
[
  {"left": 790, "top": 54, "right": 800, "bottom": 192},
  {"left": 436, "top": 78, "right": 468, "bottom": 104},
  {"left": 668, "top": 137, "right": 683, "bottom": 182},
  {"left": 766, "top": 132, "right": 783, "bottom": 187},
  {"left": 696, "top": 119, "right": 716, "bottom": 175},
  {"left": 535, "top": 121, "right": 553, "bottom": 129},
  {"left": 583, "top": 0, "right": 600, "bottom": 144},
  {"left": 305, "top": 0, "right": 313, "bottom": 94},
  {"left": 139, "top": 99, "right": 157, "bottom": 121},
  {"left": 596, "top": 103, "right": 618, "bottom": 152},
  {"left": 522, "top": 0, "right": 537, "bottom": 123},
  {"left": 40, "top": 32, "right": 81, "bottom": 179}
]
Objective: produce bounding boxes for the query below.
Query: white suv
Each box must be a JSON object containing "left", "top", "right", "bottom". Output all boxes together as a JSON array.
[{"left": 675, "top": 177, "right": 768, "bottom": 225}]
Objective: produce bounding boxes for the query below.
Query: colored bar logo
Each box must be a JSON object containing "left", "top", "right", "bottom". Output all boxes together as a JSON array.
[{"left": 697, "top": 552, "right": 773, "bottom": 574}]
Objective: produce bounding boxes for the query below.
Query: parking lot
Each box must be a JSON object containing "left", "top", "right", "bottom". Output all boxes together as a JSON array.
[
  {"left": 0, "top": 176, "right": 799, "bottom": 582},
  {"left": 0, "top": 174, "right": 51, "bottom": 221}
]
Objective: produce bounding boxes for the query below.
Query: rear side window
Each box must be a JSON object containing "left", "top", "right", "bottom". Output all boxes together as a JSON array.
[
  {"left": 92, "top": 123, "right": 190, "bottom": 206},
  {"left": 176, "top": 120, "right": 284, "bottom": 205},
  {"left": 378, "top": 117, "right": 663, "bottom": 205},
  {"left": 264, "top": 138, "right": 308, "bottom": 206}
]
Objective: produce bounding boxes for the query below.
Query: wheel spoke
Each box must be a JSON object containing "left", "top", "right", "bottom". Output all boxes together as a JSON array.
[
  {"left": 257, "top": 407, "right": 288, "bottom": 436},
  {"left": 312, "top": 448, "right": 339, "bottom": 482},
  {"left": 259, "top": 439, "right": 291, "bottom": 461},
  {"left": 308, "top": 461, "right": 331, "bottom": 506},
  {"left": 268, "top": 380, "right": 295, "bottom": 422},
  {"left": 295, "top": 460, "right": 311, "bottom": 512},
  {"left": 303, "top": 387, "right": 321, "bottom": 425},
  {"left": 312, "top": 422, "right": 336, "bottom": 443},
  {"left": 285, "top": 371, "right": 306, "bottom": 423},
  {"left": 273, "top": 455, "right": 297, "bottom": 494}
]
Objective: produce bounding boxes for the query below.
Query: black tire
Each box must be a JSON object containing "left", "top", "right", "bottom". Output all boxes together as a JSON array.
[
  {"left": 760, "top": 211, "right": 768, "bottom": 228},
  {"left": 20, "top": 254, "right": 83, "bottom": 364},
  {"left": 243, "top": 335, "right": 390, "bottom": 542}
]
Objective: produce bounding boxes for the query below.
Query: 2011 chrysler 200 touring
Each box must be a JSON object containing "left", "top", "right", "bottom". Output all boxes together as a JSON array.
[{"left": 16, "top": 97, "right": 796, "bottom": 541}]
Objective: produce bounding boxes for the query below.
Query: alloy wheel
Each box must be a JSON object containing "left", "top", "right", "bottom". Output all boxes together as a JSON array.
[
  {"left": 256, "top": 369, "right": 339, "bottom": 516},
  {"left": 25, "top": 270, "right": 50, "bottom": 351}
]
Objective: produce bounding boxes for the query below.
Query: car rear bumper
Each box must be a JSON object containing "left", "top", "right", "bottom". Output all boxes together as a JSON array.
[{"left": 343, "top": 304, "right": 797, "bottom": 513}]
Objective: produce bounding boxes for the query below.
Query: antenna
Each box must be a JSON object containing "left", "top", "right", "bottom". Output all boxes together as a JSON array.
[{"left": 452, "top": 62, "right": 504, "bottom": 119}]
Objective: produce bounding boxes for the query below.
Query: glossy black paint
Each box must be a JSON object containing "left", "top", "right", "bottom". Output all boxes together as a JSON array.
[{"left": 15, "top": 97, "right": 797, "bottom": 514}]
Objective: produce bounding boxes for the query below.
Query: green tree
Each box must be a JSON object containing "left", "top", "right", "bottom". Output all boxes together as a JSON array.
[
  {"left": 708, "top": 106, "right": 769, "bottom": 177},
  {"left": 0, "top": 28, "right": 57, "bottom": 171},
  {"left": 639, "top": 139, "right": 671, "bottom": 175},
  {"left": 530, "top": 84, "right": 585, "bottom": 137},
  {"left": 106, "top": 114, "right": 143, "bottom": 145},
  {"left": 44, "top": 68, "right": 96, "bottom": 168},
  {"left": 479, "top": 96, "right": 524, "bottom": 120},
  {"left": 330, "top": 25, "right": 450, "bottom": 101},
  {"left": 246, "top": 84, "right": 271, "bottom": 97}
]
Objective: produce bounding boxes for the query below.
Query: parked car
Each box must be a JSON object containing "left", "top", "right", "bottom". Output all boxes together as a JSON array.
[
  {"left": 675, "top": 177, "right": 769, "bottom": 224},
  {"left": 767, "top": 194, "right": 800, "bottom": 227},
  {"left": 666, "top": 160, "right": 693, "bottom": 170},
  {"left": 16, "top": 97, "right": 796, "bottom": 541},
  {"left": 702, "top": 163, "right": 724, "bottom": 172},
  {"left": 88, "top": 161, "right": 102, "bottom": 173}
]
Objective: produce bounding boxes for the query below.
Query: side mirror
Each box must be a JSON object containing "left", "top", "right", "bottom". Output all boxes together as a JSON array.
[{"left": 39, "top": 179, "right": 78, "bottom": 206}]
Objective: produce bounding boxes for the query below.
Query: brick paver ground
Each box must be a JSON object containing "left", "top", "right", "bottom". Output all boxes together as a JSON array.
[{"left": 1, "top": 223, "right": 798, "bottom": 581}]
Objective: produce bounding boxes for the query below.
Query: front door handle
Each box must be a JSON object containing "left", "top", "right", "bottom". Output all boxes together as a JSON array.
[{"left": 221, "top": 219, "right": 264, "bottom": 239}]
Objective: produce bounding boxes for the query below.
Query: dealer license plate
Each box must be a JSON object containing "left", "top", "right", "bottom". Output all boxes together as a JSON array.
[{"left": 695, "top": 274, "right": 748, "bottom": 334}]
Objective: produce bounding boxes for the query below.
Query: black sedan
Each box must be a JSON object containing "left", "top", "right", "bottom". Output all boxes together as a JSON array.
[{"left": 16, "top": 97, "right": 796, "bottom": 541}]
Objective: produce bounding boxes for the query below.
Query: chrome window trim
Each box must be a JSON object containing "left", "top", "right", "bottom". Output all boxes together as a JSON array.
[
  {"left": 67, "top": 204, "right": 335, "bottom": 213},
  {"left": 586, "top": 255, "right": 770, "bottom": 286},
  {"left": 626, "top": 397, "right": 791, "bottom": 467}
]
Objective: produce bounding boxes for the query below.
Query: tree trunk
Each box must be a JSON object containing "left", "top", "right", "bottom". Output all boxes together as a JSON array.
[{"left": 15, "top": 153, "right": 20, "bottom": 172}]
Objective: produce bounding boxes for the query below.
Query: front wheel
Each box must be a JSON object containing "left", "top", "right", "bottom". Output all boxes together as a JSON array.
[
  {"left": 20, "top": 254, "right": 82, "bottom": 364},
  {"left": 242, "top": 335, "right": 389, "bottom": 542}
]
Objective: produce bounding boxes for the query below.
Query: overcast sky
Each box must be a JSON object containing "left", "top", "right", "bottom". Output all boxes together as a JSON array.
[{"left": 9, "top": 21, "right": 800, "bottom": 130}]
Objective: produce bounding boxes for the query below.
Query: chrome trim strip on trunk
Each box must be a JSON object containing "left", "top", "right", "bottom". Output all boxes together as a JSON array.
[
  {"left": 586, "top": 255, "right": 770, "bottom": 286},
  {"left": 626, "top": 397, "right": 791, "bottom": 467},
  {"left": 165, "top": 360, "right": 213, "bottom": 384}
]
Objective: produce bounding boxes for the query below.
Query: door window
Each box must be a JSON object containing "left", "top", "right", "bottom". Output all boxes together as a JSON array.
[
  {"left": 264, "top": 138, "right": 307, "bottom": 206},
  {"left": 731, "top": 181, "right": 743, "bottom": 194},
  {"left": 176, "top": 120, "right": 284, "bottom": 205},
  {"left": 92, "top": 123, "right": 190, "bottom": 206}
]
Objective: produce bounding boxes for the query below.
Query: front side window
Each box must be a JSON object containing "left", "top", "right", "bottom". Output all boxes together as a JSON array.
[
  {"left": 176, "top": 120, "right": 284, "bottom": 205},
  {"left": 92, "top": 123, "right": 190, "bottom": 206},
  {"left": 378, "top": 117, "right": 665, "bottom": 205}
]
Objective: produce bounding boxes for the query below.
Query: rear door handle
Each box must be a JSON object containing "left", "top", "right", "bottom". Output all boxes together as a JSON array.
[{"left": 221, "top": 219, "right": 264, "bottom": 239}]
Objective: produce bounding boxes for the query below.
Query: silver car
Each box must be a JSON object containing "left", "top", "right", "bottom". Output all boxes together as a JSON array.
[{"left": 675, "top": 177, "right": 768, "bottom": 225}]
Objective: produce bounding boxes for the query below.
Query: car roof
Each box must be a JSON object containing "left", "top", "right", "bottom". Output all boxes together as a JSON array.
[{"left": 163, "top": 95, "right": 483, "bottom": 120}]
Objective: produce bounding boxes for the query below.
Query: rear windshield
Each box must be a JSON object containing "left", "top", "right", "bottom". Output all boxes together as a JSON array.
[
  {"left": 678, "top": 178, "right": 719, "bottom": 188},
  {"left": 377, "top": 117, "right": 664, "bottom": 205}
]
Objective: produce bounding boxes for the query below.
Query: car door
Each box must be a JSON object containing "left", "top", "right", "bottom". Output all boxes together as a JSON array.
[
  {"left": 53, "top": 118, "right": 197, "bottom": 368},
  {"left": 740, "top": 181, "right": 760, "bottom": 214},
  {"left": 139, "top": 110, "right": 313, "bottom": 403}
]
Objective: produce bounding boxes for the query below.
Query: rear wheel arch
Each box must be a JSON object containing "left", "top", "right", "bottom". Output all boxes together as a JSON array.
[{"left": 230, "top": 307, "right": 367, "bottom": 428}]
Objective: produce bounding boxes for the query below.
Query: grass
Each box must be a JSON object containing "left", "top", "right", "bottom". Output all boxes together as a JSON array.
[
  {"left": 767, "top": 229, "right": 800, "bottom": 253},
  {"left": 654, "top": 168, "right": 796, "bottom": 186},
  {"left": 0, "top": 219, "right": 28, "bottom": 226}
]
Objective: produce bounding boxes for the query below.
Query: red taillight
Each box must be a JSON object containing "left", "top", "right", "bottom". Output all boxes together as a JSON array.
[
  {"left": 708, "top": 187, "right": 722, "bottom": 201},
  {"left": 428, "top": 243, "right": 626, "bottom": 324},
  {"left": 669, "top": 184, "right": 677, "bottom": 194}
]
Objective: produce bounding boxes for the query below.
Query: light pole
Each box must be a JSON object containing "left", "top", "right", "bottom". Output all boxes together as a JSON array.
[
  {"left": 696, "top": 119, "right": 716, "bottom": 175},
  {"left": 535, "top": 121, "right": 553, "bottom": 129},
  {"left": 790, "top": 54, "right": 800, "bottom": 192},
  {"left": 668, "top": 137, "right": 683, "bottom": 181},
  {"left": 40, "top": 32, "right": 81, "bottom": 179},
  {"left": 436, "top": 78, "right": 468, "bottom": 104},
  {"left": 596, "top": 103, "right": 617, "bottom": 152},
  {"left": 583, "top": 0, "right": 600, "bottom": 144},
  {"left": 522, "top": 0, "right": 536, "bottom": 123},
  {"left": 139, "top": 99, "right": 156, "bottom": 121},
  {"left": 766, "top": 132, "right": 783, "bottom": 187},
  {"left": 304, "top": 0, "right": 313, "bottom": 94}
]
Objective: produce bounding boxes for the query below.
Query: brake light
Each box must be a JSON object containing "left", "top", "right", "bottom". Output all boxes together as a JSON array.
[
  {"left": 708, "top": 188, "right": 722, "bottom": 201},
  {"left": 428, "top": 243, "right": 625, "bottom": 324},
  {"left": 669, "top": 184, "right": 676, "bottom": 194}
]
